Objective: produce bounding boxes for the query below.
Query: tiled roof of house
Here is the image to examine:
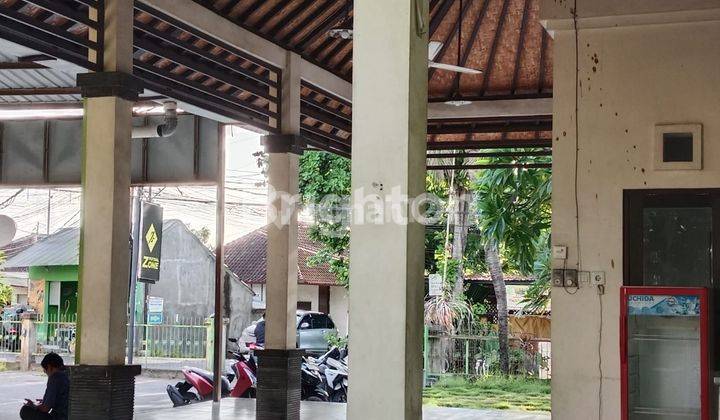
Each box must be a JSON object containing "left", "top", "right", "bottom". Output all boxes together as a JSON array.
[
  {"left": 1, "top": 233, "right": 45, "bottom": 264},
  {"left": 4, "top": 228, "right": 79, "bottom": 269},
  {"left": 224, "top": 222, "right": 340, "bottom": 287}
]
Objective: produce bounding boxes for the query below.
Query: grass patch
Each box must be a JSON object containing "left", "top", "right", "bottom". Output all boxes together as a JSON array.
[{"left": 423, "top": 375, "right": 551, "bottom": 412}]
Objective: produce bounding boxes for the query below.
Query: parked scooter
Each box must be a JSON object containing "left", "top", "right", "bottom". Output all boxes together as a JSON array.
[
  {"left": 306, "top": 346, "right": 348, "bottom": 403},
  {"left": 166, "top": 343, "right": 257, "bottom": 406},
  {"left": 301, "top": 361, "right": 330, "bottom": 401},
  {"left": 243, "top": 341, "right": 329, "bottom": 402}
]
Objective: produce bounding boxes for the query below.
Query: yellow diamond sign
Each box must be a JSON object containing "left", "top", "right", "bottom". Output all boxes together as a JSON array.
[{"left": 145, "top": 223, "right": 158, "bottom": 252}]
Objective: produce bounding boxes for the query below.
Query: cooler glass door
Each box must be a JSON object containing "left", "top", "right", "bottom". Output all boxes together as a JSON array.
[{"left": 623, "top": 290, "right": 706, "bottom": 420}]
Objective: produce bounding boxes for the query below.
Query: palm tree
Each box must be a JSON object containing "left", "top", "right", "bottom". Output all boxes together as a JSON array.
[
  {"left": 473, "top": 154, "right": 551, "bottom": 375},
  {"left": 427, "top": 156, "right": 472, "bottom": 300}
]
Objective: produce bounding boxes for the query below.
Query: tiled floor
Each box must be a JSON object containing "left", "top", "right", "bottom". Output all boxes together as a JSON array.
[{"left": 135, "top": 399, "right": 551, "bottom": 420}]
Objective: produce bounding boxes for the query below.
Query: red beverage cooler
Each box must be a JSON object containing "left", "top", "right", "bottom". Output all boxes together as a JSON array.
[{"left": 620, "top": 286, "right": 710, "bottom": 420}]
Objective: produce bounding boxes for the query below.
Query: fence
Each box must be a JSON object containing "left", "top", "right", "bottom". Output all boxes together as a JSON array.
[
  {"left": 37, "top": 313, "right": 77, "bottom": 354},
  {"left": 2, "top": 313, "right": 209, "bottom": 364},
  {"left": 130, "top": 316, "right": 208, "bottom": 359},
  {"left": 425, "top": 329, "right": 551, "bottom": 380},
  {"left": 0, "top": 316, "right": 22, "bottom": 353}
]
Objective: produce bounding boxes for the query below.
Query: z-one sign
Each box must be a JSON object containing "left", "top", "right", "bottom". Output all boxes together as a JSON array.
[{"left": 138, "top": 203, "right": 163, "bottom": 283}]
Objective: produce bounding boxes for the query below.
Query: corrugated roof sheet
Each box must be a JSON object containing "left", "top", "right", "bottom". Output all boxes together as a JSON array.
[
  {"left": 4, "top": 221, "right": 189, "bottom": 269},
  {"left": 0, "top": 39, "right": 81, "bottom": 104},
  {"left": 224, "top": 221, "right": 340, "bottom": 287},
  {"left": 3, "top": 220, "right": 251, "bottom": 295}
]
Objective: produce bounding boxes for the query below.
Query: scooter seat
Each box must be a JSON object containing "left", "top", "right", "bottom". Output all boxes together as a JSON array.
[{"left": 185, "top": 367, "right": 231, "bottom": 394}]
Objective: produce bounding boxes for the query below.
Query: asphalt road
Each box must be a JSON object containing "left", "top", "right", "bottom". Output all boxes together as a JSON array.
[{"left": 0, "top": 371, "right": 175, "bottom": 420}]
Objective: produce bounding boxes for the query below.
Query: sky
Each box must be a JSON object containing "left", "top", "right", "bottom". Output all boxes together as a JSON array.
[{"left": 0, "top": 125, "right": 269, "bottom": 246}]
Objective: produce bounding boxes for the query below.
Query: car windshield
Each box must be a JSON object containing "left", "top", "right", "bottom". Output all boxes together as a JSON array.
[{"left": 297, "top": 313, "right": 335, "bottom": 329}]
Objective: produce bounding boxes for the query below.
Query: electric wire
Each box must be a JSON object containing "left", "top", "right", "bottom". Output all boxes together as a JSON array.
[{"left": 571, "top": 1, "right": 603, "bottom": 417}]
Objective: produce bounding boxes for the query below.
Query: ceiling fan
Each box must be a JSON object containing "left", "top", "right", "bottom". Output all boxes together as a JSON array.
[
  {"left": 428, "top": 40, "right": 482, "bottom": 74},
  {"left": 329, "top": 0, "right": 482, "bottom": 75}
]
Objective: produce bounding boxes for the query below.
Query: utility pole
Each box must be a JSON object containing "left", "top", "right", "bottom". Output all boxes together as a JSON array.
[
  {"left": 46, "top": 188, "right": 51, "bottom": 234},
  {"left": 126, "top": 187, "right": 142, "bottom": 364}
]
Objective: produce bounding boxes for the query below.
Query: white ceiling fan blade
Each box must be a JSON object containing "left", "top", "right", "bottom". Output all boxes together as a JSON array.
[
  {"left": 428, "top": 41, "right": 443, "bottom": 61},
  {"left": 428, "top": 61, "right": 483, "bottom": 74}
]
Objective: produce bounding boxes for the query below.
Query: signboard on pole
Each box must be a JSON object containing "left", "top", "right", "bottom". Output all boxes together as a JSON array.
[
  {"left": 428, "top": 274, "right": 443, "bottom": 296},
  {"left": 147, "top": 312, "right": 163, "bottom": 325},
  {"left": 138, "top": 202, "right": 163, "bottom": 283},
  {"left": 147, "top": 296, "right": 164, "bottom": 325}
]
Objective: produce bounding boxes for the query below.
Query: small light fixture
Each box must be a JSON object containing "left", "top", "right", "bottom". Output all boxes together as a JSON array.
[
  {"left": 328, "top": 0, "right": 354, "bottom": 40},
  {"left": 328, "top": 28, "right": 353, "bottom": 40},
  {"left": 444, "top": 100, "right": 472, "bottom": 107}
]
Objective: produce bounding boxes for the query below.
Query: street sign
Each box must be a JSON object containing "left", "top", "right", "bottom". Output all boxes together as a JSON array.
[
  {"left": 147, "top": 296, "right": 164, "bottom": 325},
  {"left": 428, "top": 273, "right": 443, "bottom": 296},
  {"left": 147, "top": 312, "right": 163, "bottom": 325},
  {"left": 147, "top": 296, "right": 164, "bottom": 313},
  {"left": 138, "top": 202, "right": 163, "bottom": 283}
]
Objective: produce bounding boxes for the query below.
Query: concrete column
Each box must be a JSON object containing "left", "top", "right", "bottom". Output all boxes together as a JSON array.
[
  {"left": 265, "top": 51, "right": 302, "bottom": 350},
  {"left": 256, "top": 51, "right": 305, "bottom": 420},
  {"left": 348, "top": 1, "right": 428, "bottom": 419},
  {"left": 70, "top": 1, "right": 141, "bottom": 418},
  {"left": 19, "top": 313, "right": 37, "bottom": 371}
]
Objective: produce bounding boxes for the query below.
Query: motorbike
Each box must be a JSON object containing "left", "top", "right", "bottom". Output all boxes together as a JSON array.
[
  {"left": 301, "top": 361, "right": 330, "bottom": 401},
  {"left": 242, "top": 340, "right": 329, "bottom": 402},
  {"left": 306, "top": 346, "right": 348, "bottom": 403},
  {"left": 166, "top": 345, "right": 257, "bottom": 407}
]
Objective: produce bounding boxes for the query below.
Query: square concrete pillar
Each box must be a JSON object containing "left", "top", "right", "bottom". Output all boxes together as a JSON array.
[
  {"left": 70, "top": 1, "right": 141, "bottom": 418},
  {"left": 19, "top": 313, "right": 37, "bottom": 371},
  {"left": 257, "top": 51, "right": 305, "bottom": 420},
  {"left": 348, "top": 1, "right": 429, "bottom": 420}
]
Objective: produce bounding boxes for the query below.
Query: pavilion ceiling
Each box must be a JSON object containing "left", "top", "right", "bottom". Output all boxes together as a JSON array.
[
  {"left": 0, "top": 0, "right": 554, "bottom": 157},
  {"left": 196, "top": 0, "right": 553, "bottom": 153},
  {"left": 195, "top": 0, "right": 552, "bottom": 102}
]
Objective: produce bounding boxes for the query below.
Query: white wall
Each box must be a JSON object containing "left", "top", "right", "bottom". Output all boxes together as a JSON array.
[
  {"left": 297, "top": 284, "right": 319, "bottom": 310},
  {"left": 251, "top": 282, "right": 348, "bottom": 334},
  {"left": 225, "top": 278, "right": 254, "bottom": 342},
  {"left": 330, "top": 286, "right": 349, "bottom": 336},
  {"left": 543, "top": 3, "right": 720, "bottom": 418}
]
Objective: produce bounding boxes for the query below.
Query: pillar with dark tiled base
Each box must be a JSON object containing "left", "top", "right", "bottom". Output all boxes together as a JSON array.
[
  {"left": 256, "top": 349, "right": 304, "bottom": 420},
  {"left": 68, "top": 365, "right": 141, "bottom": 420}
]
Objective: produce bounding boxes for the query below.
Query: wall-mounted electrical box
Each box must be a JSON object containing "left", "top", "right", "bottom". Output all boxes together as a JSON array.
[
  {"left": 552, "top": 268, "right": 578, "bottom": 288},
  {"left": 654, "top": 123, "right": 702, "bottom": 170},
  {"left": 552, "top": 245, "right": 568, "bottom": 260},
  {"left": 591, "top": 271, "right": 606, "bottom": 286}
]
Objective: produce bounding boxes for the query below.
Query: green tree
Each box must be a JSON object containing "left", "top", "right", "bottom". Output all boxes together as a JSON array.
[
  {"left": 0, "top": 283, "right": 11, "bottom": 307},
  {"left": 473, "top": 153, "right": 551, "bottom": 374},
  {"left": 0, "top": 251, "right": 8, "bottom": 307},
  {"left": 298, "top": 151, "right": 352, "bottom": 287},
  {"left": 190, "top": 225, "right": 211, "bottom": 248},
  {"left": 520, "top": 232, "right": 552, "bottom": 314},
  {"left": 424, "top": 163, "right": 477, "bottom": 345}
]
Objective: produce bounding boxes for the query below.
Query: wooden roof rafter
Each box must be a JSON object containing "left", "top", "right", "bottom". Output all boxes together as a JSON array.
[
  {"left": 0, "top": 0, "right": 101, "bottom": 70},
  {"left": 132, "top": 1, "right": 283, "bottom": 132}
]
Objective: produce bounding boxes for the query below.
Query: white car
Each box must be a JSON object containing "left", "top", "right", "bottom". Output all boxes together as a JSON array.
[{"left": 232, "top": 311, "right": 338, "bottom": 355}]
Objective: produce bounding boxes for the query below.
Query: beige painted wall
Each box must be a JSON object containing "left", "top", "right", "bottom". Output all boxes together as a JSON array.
[
  {"left": 545, "top": 5, "right": 720, "bottom": 418},
  {"left": 542, "top": 0, "right": 719, "bottom": 23},
  {"left": 330, "top": 286, "right": 349, "bottom": 336},
  {"left": 297, "top": 284, "right": 319, "bottom": 310}
]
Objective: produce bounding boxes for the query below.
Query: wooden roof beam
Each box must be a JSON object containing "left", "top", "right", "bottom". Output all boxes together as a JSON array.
[
  {"left": 142, "top": 0, "right": 353, "bottom": 101},
  {"left": 427, "top": 97, "right": 552, "bottom": 120}
]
